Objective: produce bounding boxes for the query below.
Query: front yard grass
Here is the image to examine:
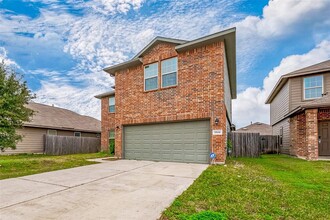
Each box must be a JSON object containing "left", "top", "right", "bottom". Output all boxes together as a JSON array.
[
  {"left": 162, "top": 155, "right": 330, "bottom": 220},
  {"left": 0, "top": 152, "right": 111, "bottom": 180}
]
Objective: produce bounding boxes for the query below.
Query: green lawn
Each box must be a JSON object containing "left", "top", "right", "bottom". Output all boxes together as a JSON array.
[
  {"left": 161, "top": 155, "right": 330, "bottom": 220},
  {"left": 0, "top": 152, "right": 111, "bottom": 180}
]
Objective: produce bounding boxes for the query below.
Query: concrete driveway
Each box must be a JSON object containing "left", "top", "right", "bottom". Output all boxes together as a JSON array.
[{"left": 0, "top": 159, "right": 208, "bottom": 220}]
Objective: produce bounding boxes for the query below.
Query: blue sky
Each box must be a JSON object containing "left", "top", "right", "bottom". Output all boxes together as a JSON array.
[{"left": 1, "top": 0, "right": 330, "bottom": 127}]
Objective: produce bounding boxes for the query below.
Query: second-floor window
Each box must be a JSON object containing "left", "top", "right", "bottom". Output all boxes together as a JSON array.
[
  {"left": 144, "top": 62, "right": 158, "bottom": 91},
  {"left": 161, "top": 57, "right": 178, "bottom": 88},
  {"left": 109, "top": 96, "right": 115, "bottom": 113},
  {"left": 304, "top": 75, "right": 323, "bottom": 100}
]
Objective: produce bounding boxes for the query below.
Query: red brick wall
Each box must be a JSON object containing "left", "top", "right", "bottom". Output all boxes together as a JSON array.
[
  {"left": 290, "top": 107, "right": 330, "bottom": 160},
  {"left": 290, "top": 112, "right": 306, "bottom": 157},
  {"left": 103, "top": 41, "right": 228, "bottom": 163},
  {"left": 100, "top": 96, "right": 115, "bottom": 151},
  {"left": 318, "top": 108, "right": 330, "bottom": 121}
]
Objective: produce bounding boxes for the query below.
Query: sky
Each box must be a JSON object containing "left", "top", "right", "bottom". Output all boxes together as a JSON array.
[{"left": 0, "top": 0, "right": 330, "bottom": 128}]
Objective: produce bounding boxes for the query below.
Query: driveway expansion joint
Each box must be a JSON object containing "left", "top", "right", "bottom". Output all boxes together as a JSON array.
[{"left": 18, "top": 177, "right": 69, "bottom": 188}]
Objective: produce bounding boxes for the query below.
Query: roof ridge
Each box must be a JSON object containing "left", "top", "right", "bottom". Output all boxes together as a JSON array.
[
  {"left": 29, "top": 102, "right": 89, "bottom": 117},
  {"left": 284, "top": 60, "right": 330, "bottom": 76}
]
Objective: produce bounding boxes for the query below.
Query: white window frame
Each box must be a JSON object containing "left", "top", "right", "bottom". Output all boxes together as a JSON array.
[
  {"left": 161, "top": 57, "right": 178, "bottom": 88},
  {"left": 47, "top": 129, "right": 57, "bottom": 136},
  {"left": 109, "top": 96, "right": 115, "bottom": 113},
  {"left": 74, "top": 132, "right": 81, "bottom": 137},
  {"left": 144, "top": 62, "right": 158, "bottom": 91},
  {"left": 303, "top": 75, "right": 324, "bottom": 100}
]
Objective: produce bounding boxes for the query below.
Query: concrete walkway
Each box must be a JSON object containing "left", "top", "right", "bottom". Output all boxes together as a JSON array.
[{"left": 0, "top": 160, "right": 208, "bottom": 220}]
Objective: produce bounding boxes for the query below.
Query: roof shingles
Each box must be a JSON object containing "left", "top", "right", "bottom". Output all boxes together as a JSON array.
[
  {"left": 24, "top": 102, "right": 101, "bottom": 133},
  {"left": 234, "top": 122, "right": 272, "bottom": 135}
]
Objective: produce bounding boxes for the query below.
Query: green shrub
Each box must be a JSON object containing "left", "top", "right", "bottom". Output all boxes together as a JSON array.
[{"left": 109, "top": 139, "right": 115, "bottom": 154}]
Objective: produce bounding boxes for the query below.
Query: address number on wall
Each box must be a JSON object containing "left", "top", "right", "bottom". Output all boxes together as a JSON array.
[{"left": 212, "top": 130, "right": 223, "bottom": 135}]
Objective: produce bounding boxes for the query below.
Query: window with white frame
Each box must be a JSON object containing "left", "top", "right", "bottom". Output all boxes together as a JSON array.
[
  {"left": 304, "top": 75, "right": 323, "bottom": 100},
  {"left": 74, "top": 132, "right": 81, "bottom": 137},
  {"left": 161, "top": 57, "right": 177, "bottom": 88},
  {"left": 48, "top": 129, "right": 57, "bottom": 135},
  {"left": 144, "top": 62, "right": 158, "bottom": 91},
  {"left": 109, "top": 96, "right": 115, "bottom": 113}
]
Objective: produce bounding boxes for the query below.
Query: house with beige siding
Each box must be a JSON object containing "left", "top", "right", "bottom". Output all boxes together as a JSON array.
[
  {"left": 95, "top": 28, "right": 236, "bottom": 164},
  {"left": 235, "top": 122, "right": 272, "bottom": 135},
  {"left": 2, "top": 102, "right": 101, "bottom": 154},
  {"left": 266, "top": 60, "right": 330, "bottom": 160}
]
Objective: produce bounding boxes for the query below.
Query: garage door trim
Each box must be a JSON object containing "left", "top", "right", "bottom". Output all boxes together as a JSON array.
[{"left": 123, "top": 119, "right": 211, "bottom": 164}]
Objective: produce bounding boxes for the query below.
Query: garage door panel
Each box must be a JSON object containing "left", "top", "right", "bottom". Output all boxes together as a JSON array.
[{"left": 124, "top": 120, "right": 210, "bottom": 164}]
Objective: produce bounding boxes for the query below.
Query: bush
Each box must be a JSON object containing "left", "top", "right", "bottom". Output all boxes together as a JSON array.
[{"left": 109, "top": 140, "right": 115, "bottom": 154}]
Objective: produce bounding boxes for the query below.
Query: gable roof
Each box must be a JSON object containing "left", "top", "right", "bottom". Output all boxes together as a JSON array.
[
  {"left": 266, "top": 60, "right": 330, "bottom": 104},
  {"left": 133, "top": 37, "right": 187, "bottom": 59},
  {"left": 234, "top": 122, "right": 272, "bottom": 135},
  {"left": 24, "top": 102, "right": 101, "bottom": 133},
  {"left": 103, "top": 27, "right": 237, "bottom": 98}
]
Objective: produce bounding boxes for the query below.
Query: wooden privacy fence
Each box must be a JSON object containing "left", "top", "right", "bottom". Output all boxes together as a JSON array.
[
  {"left": 260, "top": 135, "right": 280, "bottom": 154},
  {"left": 228, "top": 132, "right": 279, "bottom": 157},
  {"left": 44, "top": 135, "right": 101, "bottom": 155}
]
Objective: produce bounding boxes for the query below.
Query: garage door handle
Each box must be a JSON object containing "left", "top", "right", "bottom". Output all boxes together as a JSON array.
[{"left": 319, "top": 136, "right": 321, "bottom": 144}]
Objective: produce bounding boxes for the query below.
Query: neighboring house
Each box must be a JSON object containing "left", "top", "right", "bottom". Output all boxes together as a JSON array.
[
  {"left": 95, "top": 28, "right": 236, "bottom": 164},
  {"left": 235, "top": 122, "right": 272, "bottom": 135},
  {"left": 266, "top": 60, "right": 330, "bottom": 160},
  {"left": 2, "top": 102, "right": 101, "bottom": 154}
]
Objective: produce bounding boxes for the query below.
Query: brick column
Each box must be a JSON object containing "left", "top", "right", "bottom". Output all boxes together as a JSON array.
[{"left": 305, "top": 109, "right": 318, "bottom": 160}]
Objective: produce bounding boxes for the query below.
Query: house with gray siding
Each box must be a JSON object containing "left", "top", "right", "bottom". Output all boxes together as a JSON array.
[
  {"left": 1, "top": 102, "right": 101, "bottom": 154},
  {"left": 266, "top": 60, "right": 330, "bottom": 160}
]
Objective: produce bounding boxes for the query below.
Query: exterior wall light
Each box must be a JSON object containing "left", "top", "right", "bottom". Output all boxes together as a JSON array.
[{"left": 215, "top": 117, "right": 219, "bottom": 125}]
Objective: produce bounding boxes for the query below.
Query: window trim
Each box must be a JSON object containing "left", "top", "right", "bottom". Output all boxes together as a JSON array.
[
  {"left": 161, "top": 57, "right": 178, "bottom": 88},
  {"left": 74, "top": 132, "right": 81, "bottom": 137},
  {"left": 303, "top": 75, "right": 324, "bottom": 100},
  {"left": 47, "top": 129, "right": 57, "bottom": 136},
  {"left": 109, "top": 96, "right": 115, "bottom": 113},
  {"left": 144, "top": 62, "right": 159, "bottom": 91}
]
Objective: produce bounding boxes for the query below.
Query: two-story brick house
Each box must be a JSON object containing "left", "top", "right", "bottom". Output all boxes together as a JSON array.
[
  {"left": 95, "top": 28, "right": 236, "bottom": 164},
  {"left": 266, "top": 60, "right": 330, "bottom": 160}
]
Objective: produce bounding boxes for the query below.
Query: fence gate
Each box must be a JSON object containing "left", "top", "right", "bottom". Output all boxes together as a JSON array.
[{"left": 228, "top": 132, "right": 279, "bottom": 157}]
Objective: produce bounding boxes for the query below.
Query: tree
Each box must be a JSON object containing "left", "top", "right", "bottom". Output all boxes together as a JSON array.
[{"left": 0, "top": 62, "right": 35, "bottom": 151}]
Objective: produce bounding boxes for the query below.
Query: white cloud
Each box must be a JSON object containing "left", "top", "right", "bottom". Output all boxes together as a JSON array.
[
  {"left": 35, "top": 81, "right": 103, "bottom": 120},
  {"left": 228, "top": 0, "right": 330, "bottom": 74},
  {"left": 233, "top": 40, "right": 330, "bottom": 128},
  {"left": 0, "top": 47, "right": 20, "bottom": 68},
  {"left": 237, "top": 0, "right": 330, "bottom": 38},
  {"left": 83, "top": 0, "right": 146, "bottom": 14}
]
